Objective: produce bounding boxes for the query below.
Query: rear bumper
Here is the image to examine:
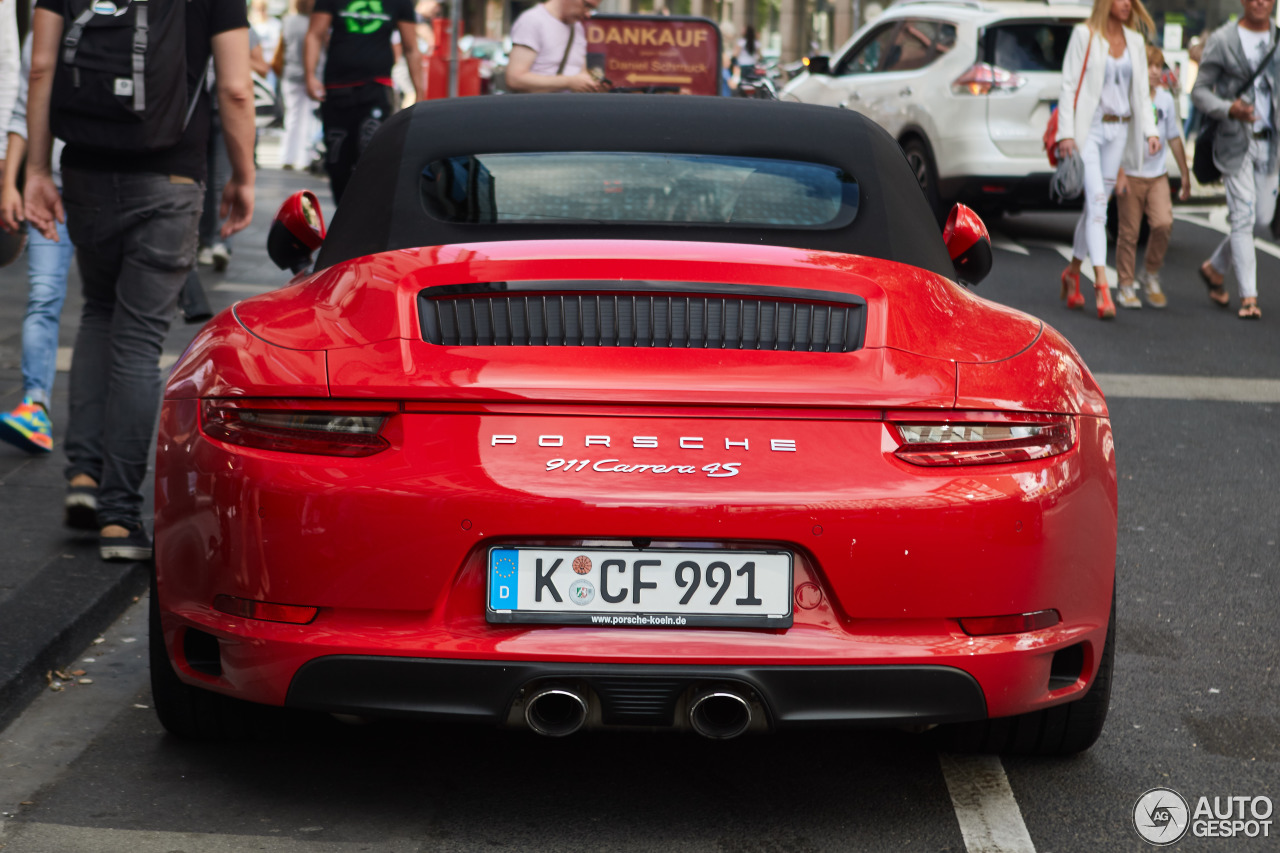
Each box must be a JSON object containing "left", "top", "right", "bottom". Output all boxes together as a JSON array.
[
  {"left": 155, "top": 401, "right": 1116, "bottom": 724},
  {"left": 938, "top": 174, "right": 1185, "bottom": 213},
  {"left": 286, "top": 657, "right": 987, "bottom": 728},
  {"left": 938, "top": 174, "right": 1071, "bottom": 212}
]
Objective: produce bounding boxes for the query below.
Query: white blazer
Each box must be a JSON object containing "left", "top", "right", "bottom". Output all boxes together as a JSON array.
[{"left": 1055, "top": 24, "right": 1158, "bottom": 171}]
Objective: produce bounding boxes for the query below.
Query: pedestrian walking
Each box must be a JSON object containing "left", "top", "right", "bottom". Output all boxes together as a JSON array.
[
  {"left": 304, "top": 0, "right": 423, "bottom": 204},
  {"left": 23, "top": 0, "right": 257, "bottom": 561},
  {"left": 1193, "top": 0, "right": 1279, "bottom": 320},
  {"left": 279, "top": 0, "right": 321, "bottom": 171},
  {"left": 1054, "top": 0, "right": 1161, "bottom": 320},
  {"left": 0, "top": 0, "right": 16, "bottom": 157},
  {"left": 0, "top": 34, "right": 73, "bottom": 455},
  {"left": 504, "top": 0, "right": 605, "bottom": 94},
  {"left": 1113, "top": 44, "right": 1192, "bottom": 310}
]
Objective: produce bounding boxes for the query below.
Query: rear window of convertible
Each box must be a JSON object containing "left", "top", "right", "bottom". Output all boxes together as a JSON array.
[{"left": 419, "top": 152, "right": 859, "bottom": 229}]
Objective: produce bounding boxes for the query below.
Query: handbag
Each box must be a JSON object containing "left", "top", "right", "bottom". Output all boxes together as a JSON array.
[
  {"left": 271, "top": 32, "right": 286, "bottom": 78},
  {"left": 1193, "top": 35, "right": 1279, "bottom": 184},
  {"left": 1044, "top": 33, "right": 1092, "bottom": 167}
]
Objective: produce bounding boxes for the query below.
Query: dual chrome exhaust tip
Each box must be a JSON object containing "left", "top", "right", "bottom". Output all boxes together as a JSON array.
[
  {"left": 523, "top": 685, "right": 754, "bottom": 739},
  {"left": 687, "top": 690, "right": 753, "bottom": 740},
  {"left": 523, "top": 687, "right": 590, "bottom": 737}
]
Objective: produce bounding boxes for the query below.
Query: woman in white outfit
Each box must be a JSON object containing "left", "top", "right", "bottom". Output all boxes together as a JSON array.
[
  {"left": 1055, "top": 0, "right": 1161, "bottom": 319},
  {"left": 280, "top": 0, "right": 321, "bottom": 171}
]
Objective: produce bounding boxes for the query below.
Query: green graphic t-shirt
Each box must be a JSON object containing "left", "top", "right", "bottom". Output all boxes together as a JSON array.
[{"left": 316, "top": 0, "right": 415, "bottom": 86}]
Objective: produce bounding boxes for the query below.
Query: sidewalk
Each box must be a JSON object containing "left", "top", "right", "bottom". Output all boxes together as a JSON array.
[{"left": 0, "top": 135, "right": 328, "bottom": 730}]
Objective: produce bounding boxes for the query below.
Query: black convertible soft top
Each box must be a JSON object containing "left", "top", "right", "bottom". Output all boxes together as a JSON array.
[{"left": 316, "top": 95, "right": 953, "bottom": 277}]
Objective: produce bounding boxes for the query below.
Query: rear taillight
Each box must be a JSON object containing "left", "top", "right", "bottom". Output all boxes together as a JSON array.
[
  {"left": 951, "top": 62, "right": 1027, "bottom": 95},
  {"left": 201, "top": 401, "right": 391, "bottom": 457},
  {"left": 891, "top": 417, "right": 1075, "bottom": 466}
]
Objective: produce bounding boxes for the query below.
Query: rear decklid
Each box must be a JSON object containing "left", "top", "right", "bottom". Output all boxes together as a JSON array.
[{"left": 231, "top": 241, "right": 1041, "bottom": 410}]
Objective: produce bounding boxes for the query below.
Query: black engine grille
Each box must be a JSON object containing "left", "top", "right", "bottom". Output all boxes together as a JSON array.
[{"left": 418, "top": 282, "right": 865, "bottom": 352}]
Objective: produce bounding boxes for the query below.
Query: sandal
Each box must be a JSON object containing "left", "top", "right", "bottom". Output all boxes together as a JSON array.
[
  {"left": 1200, "top": 261, "right": 1230, "bottom": 307},
  {"left": 1060, "top": 267, "right": 1085, "bottom": 310},
  {"left": 1095, "top": 283, "right": 1115, "bottom": 320},
  {"left": 1238, "top": 300, "right": 1262, "bottom": 320}
]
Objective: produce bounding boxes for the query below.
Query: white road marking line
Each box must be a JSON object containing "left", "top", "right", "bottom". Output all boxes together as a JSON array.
[
  {"left": 0, "top": 824, "right": 422, "bottom": 852},
  {"left": 1023, "top": 240, "right": 1118, "bottom": 288},
  {"left": 939, "top": 753, "right": 1037, "bottom": 853},
  {"left": 213, "top": 282, "right": 276, "bottom": 293},
  {"left": 1095, "top": 373, "right": 1280, "bottom": 403},
  {"left": 56, "top": 347, "right": 180, "bottom": 372},
  {"left": 1172, "top": 212, "right": 1280, "bottom": 263},
  {"left": 989, "top": 235, "right": 1030, "bottom": 256}
]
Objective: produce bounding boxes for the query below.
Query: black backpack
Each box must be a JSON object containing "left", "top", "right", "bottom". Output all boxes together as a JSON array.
[{"left": 50, "top": 0, "right": 201, "bottom": 151}]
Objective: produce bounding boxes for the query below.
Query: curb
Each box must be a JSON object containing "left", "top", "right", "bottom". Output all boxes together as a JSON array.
[{"left": 0, "top": 542, "right": 149, "bottom": 732}]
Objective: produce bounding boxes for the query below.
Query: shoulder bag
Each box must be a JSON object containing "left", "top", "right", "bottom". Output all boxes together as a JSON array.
[
  {"left": 1044, "top": 32, "right": 1092, "bottom": 168},
  {"left": 556, "top": 23, "right": 576, "bottom": 76},
  {"left": 1193, "top": 33, "right": 1279, "bottom": 184}
]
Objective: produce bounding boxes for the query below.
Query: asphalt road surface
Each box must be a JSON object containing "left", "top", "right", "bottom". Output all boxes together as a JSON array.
[{"left": 0, "top": 166, "right": 1276, "bottom": 852}]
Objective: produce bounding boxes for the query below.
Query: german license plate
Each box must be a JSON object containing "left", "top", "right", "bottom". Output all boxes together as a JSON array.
[{"left": 486, "top": 547, "right": 793, "bottom": 628}]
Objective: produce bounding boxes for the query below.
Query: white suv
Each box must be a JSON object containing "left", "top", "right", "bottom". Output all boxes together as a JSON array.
[{"left": 781, "top": 0, "right": 1090, "bottom": 217}]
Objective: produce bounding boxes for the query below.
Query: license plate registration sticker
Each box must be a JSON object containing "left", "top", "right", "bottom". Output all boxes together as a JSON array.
[{"left": 487, "top": 547, "right": 793, "bottom": 628}]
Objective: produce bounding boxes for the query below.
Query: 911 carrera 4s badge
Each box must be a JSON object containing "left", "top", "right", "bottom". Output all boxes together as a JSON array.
[
  {"left": 491, "top": 435, "right": 797, "bottom": 479},
  {"left": 487, "top": 547, "right": 793, "bottom": 628}
]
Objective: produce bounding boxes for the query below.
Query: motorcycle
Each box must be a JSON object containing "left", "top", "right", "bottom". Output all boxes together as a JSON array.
[{"left": 735, "top": 65, "right": 778, "bottom": 100}]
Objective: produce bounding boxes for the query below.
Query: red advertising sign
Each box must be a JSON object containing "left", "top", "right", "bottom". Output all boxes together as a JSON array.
[{"left": 586, "top": 15, "right": 722, "bottom": 96}]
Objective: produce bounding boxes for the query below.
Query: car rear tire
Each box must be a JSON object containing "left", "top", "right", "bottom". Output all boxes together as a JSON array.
[
  {"left": 936, "top": 595, "right": 1115, "bottom": 756},
  {"left": 149, "top": 573, "right": 260, "bottom": 740},
  {"left": 901, "top": 137, "right": 942, "bottom": 223}
]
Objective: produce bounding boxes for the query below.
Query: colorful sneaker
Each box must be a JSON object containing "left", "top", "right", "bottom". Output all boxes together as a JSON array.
[
  {"left": 0, "top": 397, "right": 54, "bottom": 454},
  {"left": 1116, "top": 285, "right": 1142, "bottom": 309},
  {"left": 1140, "top": 271, "right": 1168, "bottom": 308}
]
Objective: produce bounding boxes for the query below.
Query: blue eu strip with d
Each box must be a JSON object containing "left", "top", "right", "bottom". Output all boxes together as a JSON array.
[{"left": 490, "top": 549, "right": 519, "bottom": 610}]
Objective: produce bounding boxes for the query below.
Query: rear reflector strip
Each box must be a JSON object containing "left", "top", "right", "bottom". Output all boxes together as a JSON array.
[
  {"left": 214, "top": 595, "right": 319, "bottom": 625},
  {"left": 960, "top": 610, "right": 1059, "bottom": 636}
]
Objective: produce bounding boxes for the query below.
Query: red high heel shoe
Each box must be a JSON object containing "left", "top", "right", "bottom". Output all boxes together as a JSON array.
[
  {"left": 1095, "top": 283, "right": 1115, "bottom": 319},
  {"left": 1060, "top": 268, "right": 1085, "bottom": 310}
]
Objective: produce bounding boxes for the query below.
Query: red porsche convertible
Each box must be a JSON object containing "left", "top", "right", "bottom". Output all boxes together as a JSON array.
[{"left": 152, "top": 96, "right": 1116, "bottom": 754}]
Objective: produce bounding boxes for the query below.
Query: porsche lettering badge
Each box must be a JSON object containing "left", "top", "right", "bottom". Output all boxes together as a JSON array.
[
  {"left": 490, "top": 434, "right": 797, "bottom": 479},
  {"left": 490, "top": 435, "right": 797, "bottom": 451}
]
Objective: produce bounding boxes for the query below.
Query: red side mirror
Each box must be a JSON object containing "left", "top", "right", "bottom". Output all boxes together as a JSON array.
[
  {"left": 268, "top": 191, "right": 326, "bottom": 273},
  {"left": 942, "top": 203, "right": 993, "bottom": 286}
]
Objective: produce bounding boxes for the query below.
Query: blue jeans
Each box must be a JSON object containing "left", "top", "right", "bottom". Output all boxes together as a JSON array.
[
  {"left": 61, "top": 169, "right": 203, "bottom": 529},
  {"left": 198, "top": 110, "right": 232, "bottom": 250},
  {"left": 22, "top": 222, "right": 74, "bottom": 409}
]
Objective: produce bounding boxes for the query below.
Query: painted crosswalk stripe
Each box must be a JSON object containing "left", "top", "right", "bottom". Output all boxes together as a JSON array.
[
  {"left": 989, "top": 234, "right": 1030, "bottom": 256},
  {"left": 213, "top": 282, "right": 276, "bottom": 293},
  {"left": 940, "top": 753, "right": 1037, "bottom": 853},
  {"left": 55, "top": 347, "right": 180, "bottom": 372},
  {"left": 1095, "top": 373, "right": 1280, "bottom": 403},
  {"left": 1018, "top": 239, "right": 1121, "bottom": 289},
  {"left": 1172, "top": 211, "right": 1280, "bottom": 262}
]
